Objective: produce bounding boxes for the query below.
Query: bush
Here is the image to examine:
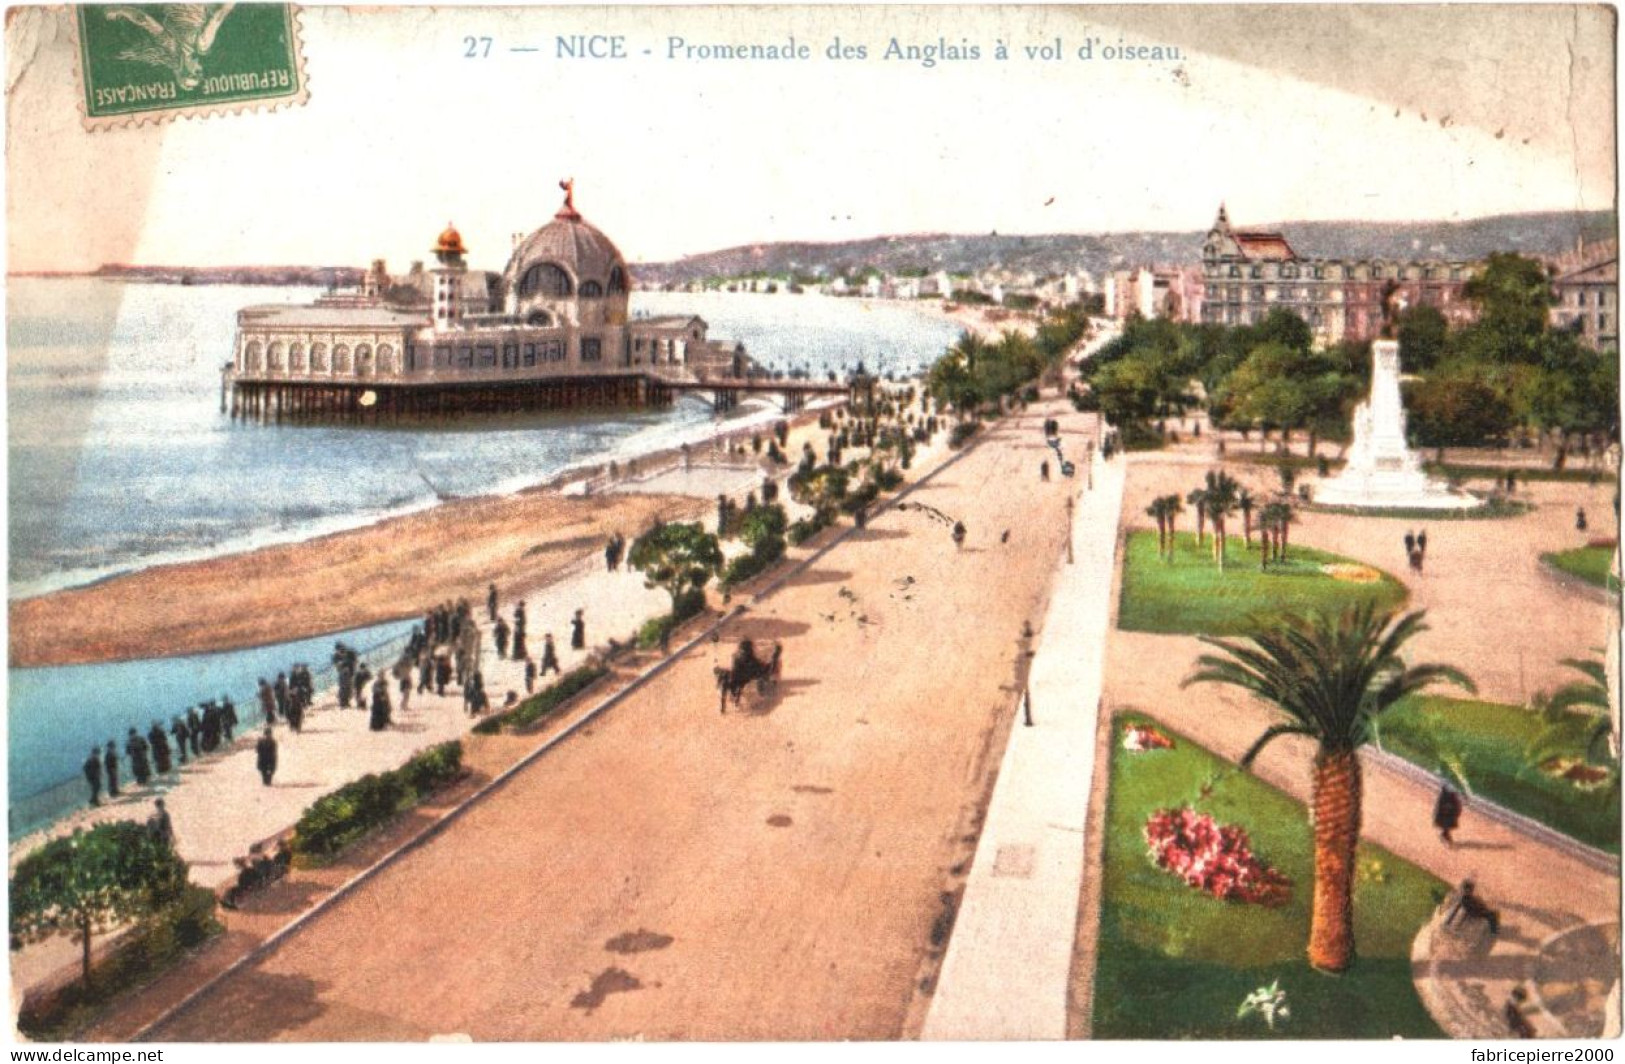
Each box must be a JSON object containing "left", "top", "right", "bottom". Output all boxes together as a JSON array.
[
  {"left": 474, "top": 664, "right": 612, "bottom": 735},
  {"left": 788, "top": 514, "right": 829, "bottom": 545},
  {"left": 635, "top": 591, "right": 706, "bottom": 650},
  {"left": 291, "top": 742, "right": 464, "bottom": 860},
  {"left": 17, "top": 884, "right": 221, "bottom": 1040},
  {"left": 949, "top": 421, "right": 981, "bottom": 448}
]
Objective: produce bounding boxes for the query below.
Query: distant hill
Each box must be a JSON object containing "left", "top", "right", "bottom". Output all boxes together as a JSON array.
[
  {"left": 82, "top": 264, "right": 364, "bottom": 287},
  {"left": 631, "top": 211, "right": 1618, "bottom": 286}
]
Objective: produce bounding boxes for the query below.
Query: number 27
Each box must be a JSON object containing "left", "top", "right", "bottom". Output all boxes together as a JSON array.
[{"left": 464, "top": 36, "right": 492, "bottom": 58}]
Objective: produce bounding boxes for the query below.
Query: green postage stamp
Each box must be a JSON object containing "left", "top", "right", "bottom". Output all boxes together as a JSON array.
[{"left": 73, "top": 3, "right": 306, "bottom": 129}]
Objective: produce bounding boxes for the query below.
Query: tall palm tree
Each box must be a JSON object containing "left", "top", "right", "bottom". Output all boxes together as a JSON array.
[
  {"left": 1186, "top": 487, "right": 1208, "bottom": 547},
  {"left": 1204, "top": 470, "right": 1241, "bottom": 572},
  {"left": 1163, "top": 495, "right": 1184, "bottom": 561},
  {"left": 1259, "top": 501, "right": 1295, "bottom": 562},
  {"left": 1145, "top": 498, "right": 1170, "bottom": 559},
  {"left": 1238, "top": 487, "right": 1257, "bottom": 546},
  {"left": 1183, "top": 605, "right": 1474, "bottom": 972}
]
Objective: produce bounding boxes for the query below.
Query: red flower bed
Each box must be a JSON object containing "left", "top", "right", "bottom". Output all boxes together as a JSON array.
[{"left": 1143, "top": 807, "right": 1291, "bottom": 907}]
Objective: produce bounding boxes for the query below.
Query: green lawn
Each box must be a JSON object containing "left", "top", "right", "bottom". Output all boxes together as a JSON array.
[
  {"left": 1542, "top": 546, "right": 1621, "bottom": 594},
  {"left": 1094, "top": 713, "right": 1447, "bottom": 1040},
  {"left": 1377, "top": 695, "right": 1619, "bottom": 854},
  {"left": 1118, "top": 531, "right": 1408, "bottom": 635}
]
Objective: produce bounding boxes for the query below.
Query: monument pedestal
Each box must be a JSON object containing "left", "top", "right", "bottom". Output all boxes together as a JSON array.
[{"left": 1315, "top": 340, "right": 1481, "bottom": 511}]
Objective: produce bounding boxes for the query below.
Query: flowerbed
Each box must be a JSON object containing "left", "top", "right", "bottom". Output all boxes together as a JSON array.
[
  {"left": 1123, "top": 722, "right": 1175, "bottom": 751},
  {"left": 1144, "top": 806, "right": 1291, "bottom": 907}
]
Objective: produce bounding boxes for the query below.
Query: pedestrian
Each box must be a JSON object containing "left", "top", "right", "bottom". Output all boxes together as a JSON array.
[
  {"left": 1577, "top": 507, "right": 1589, "bottom": 532},
  {"left": 255, "top": 728, "right": 278, "bottom": 787},
  {"left": 495, "top": 616, "right": 511, "bottom": 659},
  {"left": 126, "top": 727, "right": 152, "bottom": 787},
  {"left": 952, "top": 521, "right": 967, "bottom": 549},
  {"left": 355, "top": 662, "right": 372, "bottom": 701},
  {"left": 1443, "top": 879, "right": 1499, "bottom": 935},
  {"left": 399, "top": 670, "right": 413, "bottom": 713},
  {"left": 149, "top": 721, "right": 172, "bottom": 776},
  {"left": 435, "top": 654, "right": 451, "bottom": 696},
  {"left": 571, "top": 609, "right": 586, "bottom": 651},
  {"left": 525, "top": 657, "right": 538, "bottom": 693},
  {"left": 488, "top": 582, "right": 499, "bottom": 622},
  {"left": 503, "top": 690, "right": 519, "bottom": 712},
  {"left": 186, "top": 707, "right": 202, "bottom": 756},
  {"left": 199, "top": 702, "right": 220, "bottom": 753},
  {"left": 605, "top": 535, "right": 618, "bottom": 572},
  {"left": 285, "top": 689, "right": 304, "bottom": 733},
  {"left": 541, "top": 633, "right": 561, "bottom": 675},
  {"left": 221, "top": 695, "right": 238, "bottom": 742},
  {"left": 274, "top": 672, "right": 289, "bottom": 721},
  {"left": 1409, "top": 547, "right": 1424, "bottom": 573},
  {"left": 103, "top": 741, "right": 121, "bottom": 798},
  {"left": 83, "top": 747, "right": 103, "bottom": 807},
  {"left": 1417, "top": 528, "right": 1428, "bottom": 557},
  {"left": 1404, "top": 530, "right": 1416, "bottom": 556},
  {"left": 147, "top": 798, "right": 175, "bottom": 851},
  {"left": 1505, "top": 988, "right": 1536, "bottom": 1039},
  {"left": 1432, "top": 784, "right": 1463, "bottom": 845},
  {"left": 370, "top": 676, "right": 392, "bottom": 732},
  {"left": 1040, "top": 460, "right": 1049, "bottom": 482},
  {"left": 258, "top": 677, "right": 276, "bottom": 723},
  {"left": 512, "top": 602, "right": 528, "bottom": 660},
  {"left": 171, "top": 716, "right": 190, "bottom": 766}
]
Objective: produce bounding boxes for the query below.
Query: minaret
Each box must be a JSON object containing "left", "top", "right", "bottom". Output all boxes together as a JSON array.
[{"left": 431, "top": 222, "right": 468, "bottom": 331}]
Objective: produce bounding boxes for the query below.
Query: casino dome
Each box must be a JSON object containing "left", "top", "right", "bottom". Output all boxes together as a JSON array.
[{"left": 504, "top": 183, "right": 629, "bottom": 304}]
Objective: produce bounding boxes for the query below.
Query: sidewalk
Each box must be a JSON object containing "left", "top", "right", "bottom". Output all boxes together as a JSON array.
[
  {"left": 8, "top": 555, "right": 671, "bottom": 1003},
  {"left": 920, "top": 433, "right": 1125, "bottom": 1040}
]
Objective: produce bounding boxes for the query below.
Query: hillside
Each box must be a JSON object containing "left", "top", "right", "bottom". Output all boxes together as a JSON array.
[{"left": 631, "top": 210, "right": 1617, "bottom": 286}]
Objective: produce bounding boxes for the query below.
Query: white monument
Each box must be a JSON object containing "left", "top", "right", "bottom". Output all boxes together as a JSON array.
[{"left": 1314, "top": 338, "right": 1482, "bottom": 510}]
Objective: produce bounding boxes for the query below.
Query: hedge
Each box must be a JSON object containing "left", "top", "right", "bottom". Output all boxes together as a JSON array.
[
  {"left": 290, "top": 741, "right": 464, "bottom": 861},
  {"left": 789, "top": 514, "right": 830, "bottom": 545},
  {"left": 636, "top": 589, "right": 708, "bottom": 650},
  {"left": 472, "top": 664, "right": 610, "bottom": 735},
  {"left": 722, "top": 534, "right": 787, "bottom": 589},
  {"left": 949, "top": 421, "right": 981, "bottom": 448}
]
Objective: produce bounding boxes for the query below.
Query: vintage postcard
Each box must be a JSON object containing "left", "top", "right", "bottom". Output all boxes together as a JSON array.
[{"left": 3, "top": 2, "right": 1619, "bottom": 1053}]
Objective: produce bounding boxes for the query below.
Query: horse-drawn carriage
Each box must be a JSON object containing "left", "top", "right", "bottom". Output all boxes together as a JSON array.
[{"left": 714, "top": 638, "right": 783, "bottom": 713}]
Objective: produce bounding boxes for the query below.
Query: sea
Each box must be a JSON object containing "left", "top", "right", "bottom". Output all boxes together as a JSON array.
[{"left": 6, "top": 277, "right": 963, "bottom": 837}]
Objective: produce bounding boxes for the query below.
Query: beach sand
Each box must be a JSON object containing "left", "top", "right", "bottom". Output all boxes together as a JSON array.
[{"left": 8, "top": 402, "right": 857, "bottom": 668}]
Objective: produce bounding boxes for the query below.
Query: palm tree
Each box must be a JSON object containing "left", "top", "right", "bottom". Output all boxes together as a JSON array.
[
  {"left": 1163, "top": 495, "right": 1184, "bottom": 561},
  {"left": 1238, "top": 487, "right": 1257, "bottom": 546},
  {"left": 1204, "top": 470, "right": 1241, "bottom": 572},
  {"left": 1545, "top": 655, "right": 1616, "bottom": 762},
  {"left": 1186, "top": 487, "right": 1209, "bottom": 547},
  {"left": 1259, "top": 501, "right": 1295, "bottom": 562},
  {"left": 1183, "top": 605, "right": 1475, "bottom": 972},
  {"left": 1145, "top": 497, "right": 1173, "bottom": 559}
]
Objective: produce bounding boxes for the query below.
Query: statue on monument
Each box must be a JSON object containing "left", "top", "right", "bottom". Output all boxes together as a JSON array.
[{"left": 1379, "top": 279, "right": 1407, "bottom": 340}]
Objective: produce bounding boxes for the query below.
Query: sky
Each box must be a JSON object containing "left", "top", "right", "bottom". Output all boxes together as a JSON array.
[{"left": 5, "top": 4, "right": 1615, "bottom": 273}]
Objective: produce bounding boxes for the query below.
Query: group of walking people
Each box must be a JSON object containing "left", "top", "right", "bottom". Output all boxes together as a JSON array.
[
  {"left": 82, "top": 696, "right": 241, "bottom": 808},
  {"left": 1404, "top": 528, "right": 1430, "bottom": 573}
]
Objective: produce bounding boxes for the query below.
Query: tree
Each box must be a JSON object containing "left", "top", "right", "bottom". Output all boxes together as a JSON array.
[
  {"left": 628, "top": 522, "right": 723, "bottom": 612},
  {"left": 1145, "top": 498, "right": 1170, "bottom": 559},
  {"left": 1259, "top": 501, "right": 1295, "bottom": 563},
  {"left": 1543, "top": 655, "right": 1616, "bottom": 763},
  {"left": 1404, "top": 369, "right": 1516, "bottom": 456},
  {"left": 1183, "top": 606, "right": 1474, "bottom": 971},
  {"left": 1202, "top": 470, "right": 1241, "bottom": 572},
  {"left": 1238, "top": 487, "right": 1257, "bottom": 547},
  {"left": 11, "top": 821, "right": 189, "bottom": 988},
  {"left": 1461, "top": 252, "right": 1555, "bottom": 363},
  {"left": 1395, "top": 304, "right": 1450, "bottom": 373},
  {"left": 789, "top": 464, "right": 851, "bottom": 522},
  {"left": 1186, "top": 486, "right": 1209, "bottom": 547}
]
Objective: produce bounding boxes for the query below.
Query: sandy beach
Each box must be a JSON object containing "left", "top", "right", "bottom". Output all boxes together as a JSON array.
[{"left": 8, "top": 403, "right": 858, "bottom": 669}]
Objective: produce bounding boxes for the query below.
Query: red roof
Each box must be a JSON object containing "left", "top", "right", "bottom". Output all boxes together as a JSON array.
[{"left": 1234, "top": 231, "right": 1297, "bottom": 261}]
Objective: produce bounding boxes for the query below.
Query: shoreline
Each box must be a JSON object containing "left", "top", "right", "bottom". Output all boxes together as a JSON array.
[{"left": 9, "top": 400, "right": 847, "bottom": 670}]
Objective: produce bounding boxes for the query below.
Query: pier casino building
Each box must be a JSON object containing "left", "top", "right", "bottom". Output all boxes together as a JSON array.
[{"left": 228, "top": 187, "right": 747, "bottom": 420}]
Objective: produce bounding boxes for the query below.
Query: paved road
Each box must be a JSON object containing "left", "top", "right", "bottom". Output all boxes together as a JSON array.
[{"left": 150, "top": 405, "right": 1084, "bottom": 1042}]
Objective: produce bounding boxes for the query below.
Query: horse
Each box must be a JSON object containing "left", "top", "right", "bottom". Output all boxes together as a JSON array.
[{"left": 714, "top": 641, "right": 783, "bottom": 713}]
